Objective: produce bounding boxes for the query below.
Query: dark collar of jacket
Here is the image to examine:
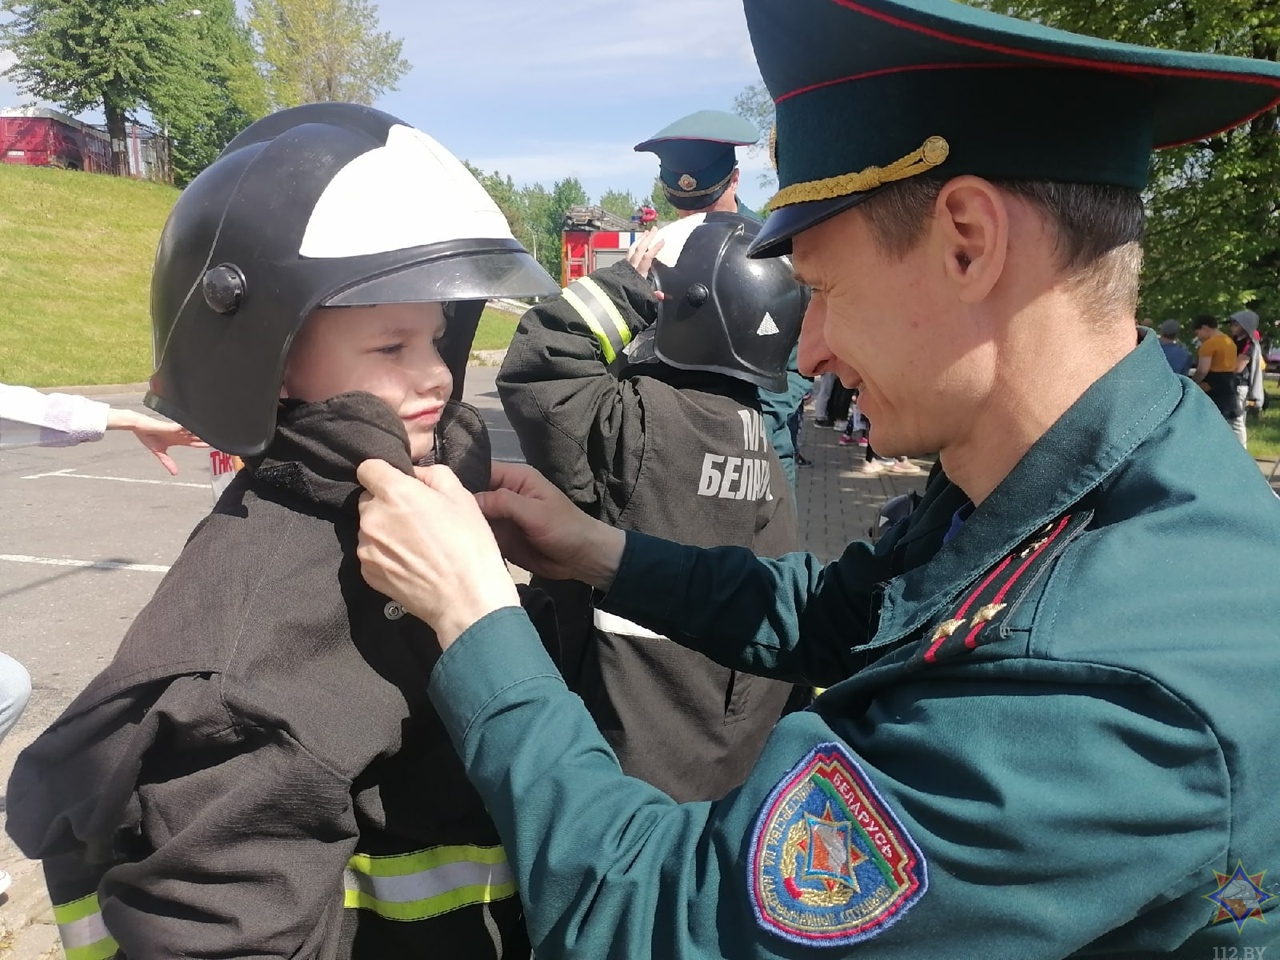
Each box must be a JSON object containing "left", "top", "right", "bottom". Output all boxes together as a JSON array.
[
  {"left": 241, "top": 392, "right": 492, "bottom": 516},
  {"left": 871, "top": 330, "right": 1181, "bottom": 646}
]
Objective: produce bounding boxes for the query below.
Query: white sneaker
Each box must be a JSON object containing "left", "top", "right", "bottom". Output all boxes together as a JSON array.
[
  {"left": 890, "top": 459, "right": 923, "bottom": 475},
  {"left": 861, "top": 459, "right": 887, "bottom": 475},
  {"left": 0, "top": 869, "right": 12, "bottom": 898}
]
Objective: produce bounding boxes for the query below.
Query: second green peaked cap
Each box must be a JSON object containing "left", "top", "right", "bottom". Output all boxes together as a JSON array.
[
  {"left": 635, "top": 110, "right": 760, "bottom": 210},
  {"left": 744, "top": 0, "right": 1280, "bottom": 256}
]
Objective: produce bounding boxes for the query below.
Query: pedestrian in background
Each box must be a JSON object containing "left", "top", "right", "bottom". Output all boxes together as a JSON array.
[{"left": 1156, "top": 319, "right": 1191, "bottom": 375}]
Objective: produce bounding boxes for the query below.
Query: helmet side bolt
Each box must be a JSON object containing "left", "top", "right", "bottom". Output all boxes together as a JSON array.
[
  {"left": 202, "top": 264, "right": 247, "bottom": 315},
  {"left": 685, "top": 284, "right": 709, "bottom": 308}
]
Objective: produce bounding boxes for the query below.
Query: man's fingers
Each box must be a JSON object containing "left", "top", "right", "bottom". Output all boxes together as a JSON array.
[
  {"left": 476, "top": 486, "right": 522, "bottom": 523},
  {"left": 357, "top": 458, "right": 404, "bottom": 497},
  {"left": 488, "top": 460, "right": 548, "bottom": 496},
  {"left": 415, "top": 463, "right": 465, "bottom": 496}
]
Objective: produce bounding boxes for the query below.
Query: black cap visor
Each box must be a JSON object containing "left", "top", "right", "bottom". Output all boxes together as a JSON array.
[{"left": 749, "top": 189, "right": 887, "bottom": 259}]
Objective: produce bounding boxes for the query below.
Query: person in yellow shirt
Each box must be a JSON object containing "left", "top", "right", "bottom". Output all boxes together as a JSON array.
[{"left": 1191, "top": 315, "right": 1240, "bottom": 422}]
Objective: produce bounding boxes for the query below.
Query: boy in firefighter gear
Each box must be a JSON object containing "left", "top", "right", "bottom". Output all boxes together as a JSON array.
[
  {"left": 636, "top": 110, "right": 812, "bottom": 489},
  {"left": 497, "top": 210, "right": 809, "bottom": 802},
  {"left": 5, "top": 103, "right": 559, "bottom": 960},
  {"left": 353, "top": 0, "right": 1280, "bottom": 955}
]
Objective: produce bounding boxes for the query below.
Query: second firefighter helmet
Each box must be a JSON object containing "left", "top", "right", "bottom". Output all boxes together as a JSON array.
[
  {"left": 146, "top": 102, "right": 558, "bottom": 456},
  {"left": 645, "top": 212, "right": 807, "bottom": 392}
]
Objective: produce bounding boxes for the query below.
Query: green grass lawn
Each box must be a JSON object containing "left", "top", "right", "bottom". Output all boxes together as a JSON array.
[
  {"left": 1246, "top": 377, "right": 1280, "bottom": 460},
  {"left": 1, "top": 164, "right": 179, "bottom": 386},
  {"left": 473, "top": 308, "right": 520, "bottom": 352}
]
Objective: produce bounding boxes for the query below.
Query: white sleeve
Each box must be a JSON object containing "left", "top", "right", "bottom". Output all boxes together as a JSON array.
[{"left": 0, "top": 384, "right": 110, "bottom": 449}]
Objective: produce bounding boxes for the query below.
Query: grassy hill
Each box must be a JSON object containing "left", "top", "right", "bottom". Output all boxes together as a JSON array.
[
  {"left": 0, "top": 163, "right": 522, "bottom": 387},
  {"left": 0, "top": 164, "right": 179, "bottom": 386}
]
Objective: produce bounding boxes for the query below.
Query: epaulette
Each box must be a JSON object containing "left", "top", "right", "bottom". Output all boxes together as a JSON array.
[{"left": 918, "top": 509, "right": 1093, "bottom": 666}]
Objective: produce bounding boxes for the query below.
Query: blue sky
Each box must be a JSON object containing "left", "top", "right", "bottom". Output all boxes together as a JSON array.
[{"left": 0, "top": 0, "right": 778, "bottom": 207}]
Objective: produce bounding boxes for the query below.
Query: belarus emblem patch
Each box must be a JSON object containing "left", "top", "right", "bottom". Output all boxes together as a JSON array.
[{"left": 748, "top": 743, "right": 927, "bottom": 947}]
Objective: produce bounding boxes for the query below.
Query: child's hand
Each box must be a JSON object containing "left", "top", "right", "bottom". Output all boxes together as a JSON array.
[
  {"left": 626, "top": 227, "right": 666, "bottom": 294},
  {"left": 105, "top": 408, "right": 208, "bottom": 475}
]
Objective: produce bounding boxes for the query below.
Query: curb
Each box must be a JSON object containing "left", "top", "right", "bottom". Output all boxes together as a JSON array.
[{"left": 34, "top": 382, "right": 150, "bottom": 398}]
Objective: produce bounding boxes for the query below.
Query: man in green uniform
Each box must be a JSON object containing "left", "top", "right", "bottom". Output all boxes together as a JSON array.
[
  {"left": 355, "top": 0, "right": 1280, "bottom": 955},
  {"left": 636, "top": 110, "right": 814, "bottom": 486}
]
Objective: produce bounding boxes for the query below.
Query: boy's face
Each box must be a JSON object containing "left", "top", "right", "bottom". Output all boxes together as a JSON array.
[{"left": 282, "top": 302, "right": 453, "bottom": 461}]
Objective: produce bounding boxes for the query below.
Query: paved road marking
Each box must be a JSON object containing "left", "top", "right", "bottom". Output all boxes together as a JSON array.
[
  {"left": 21, "top": 467, "right": 207, "bottom": 489},
  {"left": 0, "top": 554, "right": 171, "bottom": 574}
]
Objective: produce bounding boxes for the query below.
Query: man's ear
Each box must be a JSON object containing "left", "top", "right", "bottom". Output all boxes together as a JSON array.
[{"left": 933, "top": 176, "right": 1008, "bottom": 304}]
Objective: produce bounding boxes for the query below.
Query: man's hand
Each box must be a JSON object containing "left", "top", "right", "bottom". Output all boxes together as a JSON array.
[
  {"left": 357, "top": 460, "right": 520, "bottom": 650},
  {"left": 476, "top": 462, "right": 626, "bottom": 592},
  {"left": 105, "top": 409, "right": 208, "bottom": 476}
]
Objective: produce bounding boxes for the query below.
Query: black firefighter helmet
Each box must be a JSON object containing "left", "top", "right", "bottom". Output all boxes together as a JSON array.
[
  {"left": 145, "top": 102, "right": 558, "bottom": 456},
  {"left": 642, "top": 212, "right": 807, "bottom": 393}
]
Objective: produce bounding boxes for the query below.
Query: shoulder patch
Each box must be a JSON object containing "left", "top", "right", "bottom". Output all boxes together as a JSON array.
[{"left": 748, "top": 742, "right": 927, "bottom": 947}]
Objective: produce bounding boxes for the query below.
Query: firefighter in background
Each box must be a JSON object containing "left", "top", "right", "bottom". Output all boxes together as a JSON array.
[
  {"left": 6, "top": 103, "right": 560, "bottom": 959},
  {"left": 498, "top": 212, "right": 809, "bottom": 801},
  {"left": 635, "top": 111, "right": 812, "bottom": 487}
]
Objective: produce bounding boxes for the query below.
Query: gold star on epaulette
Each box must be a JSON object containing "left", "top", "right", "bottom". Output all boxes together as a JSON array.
[
  {"left": 970, "top": 602, "right": 1007, "bottom": 626},
  {"left": 1019, "top": 537, "right": 1050, "bottom": 559},
  {"left": 929, "top": 618, "right": 967, "bottom": 644}
]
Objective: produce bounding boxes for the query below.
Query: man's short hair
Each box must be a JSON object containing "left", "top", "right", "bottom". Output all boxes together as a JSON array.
[
  {"left": 1193, "top": 314, "right": 1218, "bottom": 330},
  {"left": 1157, "top": 319, "right": 1182, "bottom": 338},
  {"left": 858, "top": 177, "right": 1145, "bottom": 316}
]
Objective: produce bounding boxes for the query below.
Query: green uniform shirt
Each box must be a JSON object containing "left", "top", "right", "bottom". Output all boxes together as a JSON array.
[{"left": 429, "top": 333, "right": 1280, "bottom": 958}]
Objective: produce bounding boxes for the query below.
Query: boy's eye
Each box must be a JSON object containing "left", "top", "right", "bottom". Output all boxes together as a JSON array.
[{"left": 376, "top": 342, "right": 406, "bottom": 356}]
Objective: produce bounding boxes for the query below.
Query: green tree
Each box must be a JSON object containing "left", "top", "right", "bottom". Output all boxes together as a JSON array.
[
  {"left": 520, "top": 182, "right": 555, "bottom": 277},
  {"left": 972, "top": 0, "right": 1280, "bottom": 338},
  {"left": 599, "top": 188, "right": 639, "bottom": 223},
  {"left": 248, "top": 0, "right": 410, "bottom": 108},
  {"left": 734, "top": 81, "right": 776, "bottom": 192},
  {"left": 0, "top": 0, "right": 205, "bottom": 176},
  {"left": 648, "top": 177, "right": 678, "bottom": 222},
  {"left": 151, "top": 0, "right": 269, "bottom": 185},
  {"left": 541, "top": 176, "right": 589, "bottom": 281}
]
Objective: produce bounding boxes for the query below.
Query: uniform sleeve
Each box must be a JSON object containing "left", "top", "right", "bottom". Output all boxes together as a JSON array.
[
  {"left": 0, "top": 383, "right": 109, "bottom": 449},
  {"left": 596, "top": 530, "right": 887, "bottom": 688},
  {"left": 430, "top": 609, "right": 1229, "bottom": 959},
  {"left": 8, "top": 677, "right": 358, "bottom": 959},
  {"left": 496, "top": 261, "right": 658, "bottom": 518}
]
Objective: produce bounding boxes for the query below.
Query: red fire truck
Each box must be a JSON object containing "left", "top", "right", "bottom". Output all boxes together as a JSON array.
[{"left": 560, "top": 205, "right": 650, "bottom": 287}]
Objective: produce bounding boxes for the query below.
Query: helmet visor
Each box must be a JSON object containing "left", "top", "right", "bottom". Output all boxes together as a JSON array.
[{"left": 323, "top": 239, "right": 558, "bottom": 307}]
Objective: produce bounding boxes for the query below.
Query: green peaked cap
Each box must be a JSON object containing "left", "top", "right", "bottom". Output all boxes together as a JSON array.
[
  {"left": 635, "top": 110, "right": 760, "bottom": 210},
  {"left": 744, "top": 0, "right": 1280, "bottom": 256}
]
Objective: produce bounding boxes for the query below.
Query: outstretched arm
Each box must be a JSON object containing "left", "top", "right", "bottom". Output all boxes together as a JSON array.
[{"left": 496, "top": 236, "right": 663, "bottom": 519}]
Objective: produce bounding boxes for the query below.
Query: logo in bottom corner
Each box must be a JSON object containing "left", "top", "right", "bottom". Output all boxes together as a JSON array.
[
  {"left": 749, "top": 743, "right": 927, "bottom": 947},
  {"left": 1205, "top": 860, "right": 1274, "bottom": 933}
]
